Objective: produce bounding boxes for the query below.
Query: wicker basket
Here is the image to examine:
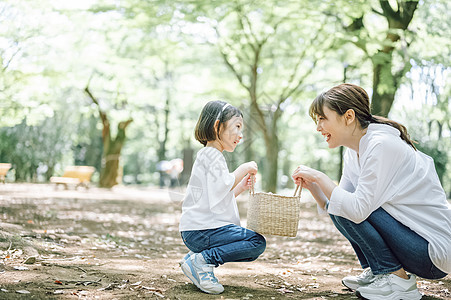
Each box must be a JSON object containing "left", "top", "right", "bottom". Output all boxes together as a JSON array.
[{"left": 247, "top": 178, "right": 302, "bottom": 237}]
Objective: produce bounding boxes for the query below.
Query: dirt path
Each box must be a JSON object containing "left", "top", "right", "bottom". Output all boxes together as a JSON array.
[{"left": 0, "top": 184, "right": 449, "bottom": 299}]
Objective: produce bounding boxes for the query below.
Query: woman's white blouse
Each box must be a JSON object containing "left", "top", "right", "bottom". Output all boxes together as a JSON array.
[{"left": 328, "top": 124, "right": 451, "bottom": 273}]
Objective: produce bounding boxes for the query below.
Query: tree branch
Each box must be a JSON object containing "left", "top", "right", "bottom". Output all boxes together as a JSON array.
[
  {"left": 238, "top": 13, "right": 258, "bottom": 53},
  {"left": 372, "top": 8, "right": 385, "bottom": 16},
  {"left": 218, "top": 47, "right": 249, "bottom": 91},
  {"left": 278, "top": 52, "right": 306, "bottom": 101},
  {"left": 379, "top": 0, "right": 398, "bottom": 20},
  {"left": 2, "top": 46, "right": 21, "bottom": 71},
  {"left": 84, "top": 85, "right": 110, "bottom": 140},
  {"left": 284, "top": 59, "right": 318, "bottom": 102},
  {"left": 399, "top": 1, "right": 419, "bottom": 28},
  {"left": 118, "top": 119, "right": 133, "bottom": 130},
  {"left": 250, "top": 98, "right": 267, "bottom": 133}
]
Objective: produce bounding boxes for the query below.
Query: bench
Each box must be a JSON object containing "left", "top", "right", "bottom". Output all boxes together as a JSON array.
[
  {"left": 0, "top": 163, "right": 12, "bottom": 183},
  {"left": 50, "top": 166, "right": 96, "bottom": 189}
]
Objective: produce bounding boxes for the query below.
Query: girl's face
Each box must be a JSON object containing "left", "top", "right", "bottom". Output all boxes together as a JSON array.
[
  {"left": 316, "top": 106, "right": 347, "bottom": 149},
  {"left": 218, "top": 116, "right": 243, "bottom": 152}
]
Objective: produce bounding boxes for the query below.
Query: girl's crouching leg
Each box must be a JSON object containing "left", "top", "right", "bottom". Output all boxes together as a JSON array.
[
  {"left": 202, "top": 225, "right": 267, "bottom": 265},
  {"left": 247, "top": 232, "right": 266, "bottom": 261}
]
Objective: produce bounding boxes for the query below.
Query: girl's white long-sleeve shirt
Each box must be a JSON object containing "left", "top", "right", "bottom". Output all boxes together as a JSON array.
[
  {"left": 179, "top": 147, "right": 240, "bottom": 231},
  {"left": 328, "top": 124, "right": 451, "bottom": 273}
]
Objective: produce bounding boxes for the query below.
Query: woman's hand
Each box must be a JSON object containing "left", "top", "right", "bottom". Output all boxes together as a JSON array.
[
  {"left": 292, "top": 165, "right": 322, "bottom": 185},
  {"left": 292, "top": 164, "right": 337, "bottom": 201},
  {"left": 294, "top": 177, "right": 315, "bottom": 193}
]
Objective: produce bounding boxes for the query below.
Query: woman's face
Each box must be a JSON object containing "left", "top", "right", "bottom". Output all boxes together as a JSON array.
[
  {"left": 219, "top": 116, "right": 243, "bottom": 152},
  {"left": 316, "top": 106, "right": 346, "bottom": 149}
]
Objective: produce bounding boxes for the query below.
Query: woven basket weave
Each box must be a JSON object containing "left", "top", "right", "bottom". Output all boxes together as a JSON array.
[{"left": 247, "top": 178, "right": 302, "bottom": 237}]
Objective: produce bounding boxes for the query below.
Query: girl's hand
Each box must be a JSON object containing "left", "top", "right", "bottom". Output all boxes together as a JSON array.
[
  {"left": 232, "top": 161, "right": 258, "bottom": 192},
  {"left": 245, "top": 161, "right": 258, "bottom": 175},
  {"left": 234, "top": 173, "right": 255, "bottom": 196},
  {"left": 239, "top": 173, "right": 255, "bottom": 191}
]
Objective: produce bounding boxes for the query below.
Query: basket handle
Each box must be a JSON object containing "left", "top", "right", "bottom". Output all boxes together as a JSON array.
[
  {"left": 250, "top": 174, "right": 302, "bottom": 197},
  {"left": 293, "top": 181, "right": 303, "bottom": 197},
  {"left": 250, "top": 174, "right": 255, "bottom": 196}
]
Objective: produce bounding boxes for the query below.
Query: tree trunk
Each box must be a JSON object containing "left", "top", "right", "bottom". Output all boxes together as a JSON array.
[
  {"left": 157, "top": 91, "right": 170, "bottom": 162},
  {"left": 98, "top": 120, "right": 131, "bottom": 188},
  {"left": 100, "top": 152, "right": 120, "bottom": 187},
  {"left": 181, "top": 147, "right": 194, "bottom": 186},
  {"left": 370, "top": 1, "right": 419, "bottom": 117},
  {"left": 243, "top": 105, "right": 255, "bottom": 162},
  {"left": 263, "top": 128, "right": 279, "bottom": 193},
  {"left": 85, "top": 86, "right": 132, "bottom": 188},
  {"left": 45, "top": 165, "right": 54, "bottom": 182},
  {"left": 371, "top": 57, "right": 396, "bottom": 117}
]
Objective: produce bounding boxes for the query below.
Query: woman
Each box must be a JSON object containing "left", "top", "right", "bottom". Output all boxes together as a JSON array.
[{"left": 292, "top": 83, "right": 450, "bottom": 299}]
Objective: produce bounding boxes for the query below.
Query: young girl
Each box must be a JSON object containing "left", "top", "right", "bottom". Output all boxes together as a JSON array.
[
  {"left": 179, "top": 100, "right": 266, "bottom": 294},
  {"left": 292, "top": 84, "right": 450, "bottom": 300}
]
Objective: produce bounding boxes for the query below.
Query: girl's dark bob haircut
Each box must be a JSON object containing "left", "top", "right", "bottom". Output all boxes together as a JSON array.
[{"left": 195, "top": 101, "right": 242, "bottom": 146}]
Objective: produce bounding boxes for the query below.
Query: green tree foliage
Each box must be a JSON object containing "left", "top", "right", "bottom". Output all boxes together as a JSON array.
[
  {"left": 81, "top": 0, "right": 191, "bottom": 187},
  {"left": 0, "top": 0, "right": 448, "bottom": 195},
  {"left": 180, "top": 0, "right": 335, "bottom": 192},
  {"left": 325, "top": 0, "right": 419, "bottom": 117},
  {"left": 0, "top": 1, "right": 47, "bottom": 126},
  {"left": 393, "top": 62, "right": 451, "bottom": 197},
  {"left": 0, "top": 112, "right": 73, "bottom": 181}
]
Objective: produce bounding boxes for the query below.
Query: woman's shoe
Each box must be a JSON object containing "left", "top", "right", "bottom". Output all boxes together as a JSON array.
[
  {"left": 356, "top": 274, "right": 422, "bottom": 300},
  {"left": 342, "top": 267, "right": 376, "bottom": 290}
]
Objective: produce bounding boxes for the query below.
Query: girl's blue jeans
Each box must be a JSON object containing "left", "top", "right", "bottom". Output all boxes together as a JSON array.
[
  {"left": 330, "top": 207, "right": 447, "bottom": 279},
  {"left": 181, "top": 224, "right": 266, "bottom": 267}
]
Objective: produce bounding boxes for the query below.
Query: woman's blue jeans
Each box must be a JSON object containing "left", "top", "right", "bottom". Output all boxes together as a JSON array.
[
  {"left": 181, "top": 224, "right": 266, "bottom": 267},
  {"left": 330, "top": 207, "right": 447, "bottom": 279}
]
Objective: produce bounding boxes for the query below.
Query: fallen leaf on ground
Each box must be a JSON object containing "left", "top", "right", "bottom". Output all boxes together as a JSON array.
[
  {"left": 24, "top": 257, "right": 36, "bottom": 264},
  {"left": 141, "top": 286, "right": 163, "bottom": 293},
  {"left": 277, "top": 288, "right": 293, "bottom": 293}
]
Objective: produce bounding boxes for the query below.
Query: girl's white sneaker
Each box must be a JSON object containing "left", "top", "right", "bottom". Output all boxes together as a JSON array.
[
  {"left": 179, "top": 251, "right": 194, "bottom": 266},
  {"left": 181, "top": 253, "right": 224, "bottom": 294}
]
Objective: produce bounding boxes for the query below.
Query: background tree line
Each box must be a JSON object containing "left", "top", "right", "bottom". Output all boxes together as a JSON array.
[{"left": 0, "top": 0, "right": 449, "bottom": 196}]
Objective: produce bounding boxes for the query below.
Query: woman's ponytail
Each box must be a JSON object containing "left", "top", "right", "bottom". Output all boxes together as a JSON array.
[{"left": 369, "top": 115, "right": 417, "bottom": 150}]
